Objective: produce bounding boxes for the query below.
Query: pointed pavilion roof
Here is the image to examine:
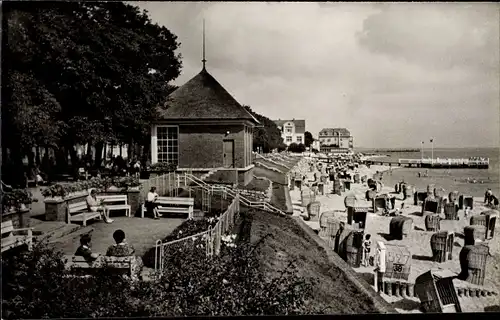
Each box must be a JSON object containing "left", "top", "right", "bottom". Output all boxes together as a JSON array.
[{"left": 157, "top": 68, "right": 259, "bottom": 124}]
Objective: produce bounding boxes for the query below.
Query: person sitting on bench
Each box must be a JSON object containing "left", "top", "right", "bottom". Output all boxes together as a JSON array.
[
  {"left": 86, "top": 189, "right": 113, "bottom": 223},
  {"left": 146, "top": 186, "right": 162, "bottom": 219},
  {"left": 75, "top": 234, "right": 100, "bottom": 261},
  {"left": 106, "top": 229, "right": 135, "bottom": 257}
]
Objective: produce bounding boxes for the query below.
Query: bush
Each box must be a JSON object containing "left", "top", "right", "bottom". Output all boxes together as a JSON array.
[{"left": 1, "top": 243, "right": 140, "bottom": 318}]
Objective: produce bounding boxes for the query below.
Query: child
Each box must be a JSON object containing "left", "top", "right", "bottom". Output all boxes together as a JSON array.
[
  {"left": 75, "top": 234, "right": 100, "bottom": 261},
  {"left": 363, "top": 234, "right": 372, "bottom": 267}
]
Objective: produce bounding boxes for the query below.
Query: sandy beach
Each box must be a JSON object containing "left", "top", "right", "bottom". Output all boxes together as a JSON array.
[{"left": 290, "top": 161, "right": 500, "bottom": 313}]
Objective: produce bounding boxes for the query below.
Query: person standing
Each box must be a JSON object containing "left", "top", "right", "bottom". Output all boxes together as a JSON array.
[
  {"left": 485, "top": 188, "right": 493, "bottom": 205},
  {"left": 362, "top": 234, "right": 372, "bottom": 267}
]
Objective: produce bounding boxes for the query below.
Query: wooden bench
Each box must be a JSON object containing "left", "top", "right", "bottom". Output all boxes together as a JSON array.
[
  {"left": 67, "top": 201, "right": 101, "bottom": 226},
  {"left": 96, "top": 195, "right": 131, "bottom": 217},
  {"left": 1, "top": 220, "right": 33, "bottom": 253},
  {"left": 141, "top": 197, "right": 194, "bottom": 219},
  {"left": 63, "top": 255, "right": 140, "bottom": 280}
]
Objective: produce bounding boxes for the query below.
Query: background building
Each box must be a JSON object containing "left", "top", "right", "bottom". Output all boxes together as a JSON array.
[
  {"left": 274, "top": 119, "right": 305, "bottom": 146},
  {"left": 318, "top": 128, "right": 354, "bottom": 153}
]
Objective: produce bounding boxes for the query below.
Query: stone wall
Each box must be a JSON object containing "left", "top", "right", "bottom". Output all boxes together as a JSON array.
[{"left": 2, "top": 209, "right": 31, "bottom": 229}]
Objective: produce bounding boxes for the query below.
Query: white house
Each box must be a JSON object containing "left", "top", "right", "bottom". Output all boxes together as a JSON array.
[{"left": 274, "top": 119, "right": 305, "bottom": 146}]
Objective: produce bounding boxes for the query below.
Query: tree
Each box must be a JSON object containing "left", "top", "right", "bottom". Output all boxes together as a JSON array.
[
  {"left": 304, "top": 131, "right": 314, "bottom": 148},
  {"left": 243, "top": 106, "right": 286, "bottom": 153},
  {"left": 2, "top": 1, "right": 182, "bottom": 173},
  {"left": 288, "top": 143, "right": 306, "bottom": 153}
]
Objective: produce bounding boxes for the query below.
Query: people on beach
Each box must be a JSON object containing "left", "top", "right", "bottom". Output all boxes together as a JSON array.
[
  {"left": 86, "top": 189, "right": 113, "bottom": 223},
  {"left": 106, "top": 229, "right": 135, "bottom": 257},
  {"left": 146, "top": 186, "right": 162, "bottom": 219},
  {"left": 484, "top": 188, "right": 493, "bottom": 205},
  {"left": 362, "top": 234, "right": 372, "bottom": 267},
  {"left": 75, "top": 234, "right": 100, "bottom": 261}
]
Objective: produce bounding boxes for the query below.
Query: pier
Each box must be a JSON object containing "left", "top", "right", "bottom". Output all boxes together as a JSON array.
[{"left": 364, "top": 157, "right": 489, "bottom": 169}]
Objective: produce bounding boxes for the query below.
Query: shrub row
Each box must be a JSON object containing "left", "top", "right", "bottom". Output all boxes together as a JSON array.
[{"left": 41, "top": 176, "right": 141, "bottom": 198}]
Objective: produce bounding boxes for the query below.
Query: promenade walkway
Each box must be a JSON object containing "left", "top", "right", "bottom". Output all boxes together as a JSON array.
[{"left": 27, "top": 186, "right": 184, "bottom": 257}]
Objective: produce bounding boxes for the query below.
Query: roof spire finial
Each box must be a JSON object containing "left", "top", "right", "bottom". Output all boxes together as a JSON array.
[{"left": 202, "top": 19, "right": 206, "bottom": 70}]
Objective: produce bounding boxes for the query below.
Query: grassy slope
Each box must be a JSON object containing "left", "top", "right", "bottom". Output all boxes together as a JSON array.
[{"left": 249, "top": 210, "right": 378, "bottom": 314}]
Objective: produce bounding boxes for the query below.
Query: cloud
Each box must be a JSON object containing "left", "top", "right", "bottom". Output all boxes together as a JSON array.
[
  {"left": 132, "top": 2, "right": 499, "bottom": 148},
  {"left": 356, "top": 3, "right": 500, "bottom": 72}
]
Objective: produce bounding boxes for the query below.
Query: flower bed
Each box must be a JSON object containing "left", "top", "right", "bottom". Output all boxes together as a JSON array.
[
  {"left": 2, "top": 189, "right": 34, "bottom": 213},
  {"left": 147, "top": 162, "right": 177, "bottom": 173},
  {"left": 142, "top": 217, "right": 219, "bottom": 268},
  {"left": 41, "top": 176, "right": 141, "bottom": 198}
]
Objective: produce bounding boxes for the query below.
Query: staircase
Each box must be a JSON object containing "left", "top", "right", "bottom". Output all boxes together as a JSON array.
[
  {"left": 200, "top": 168, "right": 220, "bottom": 181},
  {"left": 181, "top": 173, "right": 286, "bottom": 216},
  {"left": 31, "top": 220, "right": 93, "bottom": 244}
]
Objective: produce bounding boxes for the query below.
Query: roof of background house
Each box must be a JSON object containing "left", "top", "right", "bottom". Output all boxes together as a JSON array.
[
  {"left": 273, "top": 119, "right": 306, "bottom": 134},
  {"left": 156, "top": 68, "right": 259, "bottom": 124},
  {"left": 319, "top": 128, "right": 351, "bottom": 136}
]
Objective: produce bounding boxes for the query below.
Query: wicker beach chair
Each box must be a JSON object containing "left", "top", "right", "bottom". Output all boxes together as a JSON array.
[
  {"left": 415, "top": 270, "right": 462, "bottom": 313},
  {"left": 459, "top": 195, "right": 474, "bottom": 210},
  {"left": 458, "top": 243, "right": 489, "bottom": 286},
  {"left": 430, "top": 231, "right": 454, "bottom": 263},
  {"left": 480, "top": 210, "right": 498, "bottom": 239},
  {"left": 307, "top": 201, "right": 321, "bottom": 219},
  {"left": 345, "top": 230, "right": 364, "bottom": 268},
  {"left": 464, "top": 225, "right": 487, "bottom": 246},
  {"left": 422, "top": 199, "right": 440, "bottom": 215},
  {"left": 414, "top": 191, "right": 428, "bottom": 206},
  {"left": 390, "top": 216, "right": 413, "bottom": 240},
  {"left": 444, "top": 202, "right": 459, "bottom": 220},
  {"left": 425, "top": 214, "right": 441, "bottom": 232}
]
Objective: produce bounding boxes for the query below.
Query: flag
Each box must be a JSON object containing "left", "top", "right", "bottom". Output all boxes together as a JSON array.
[{"left": 430, "top": 139, "right": 433, "bottom": 143}]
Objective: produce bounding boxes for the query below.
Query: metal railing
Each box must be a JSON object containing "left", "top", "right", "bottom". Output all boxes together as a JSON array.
[{"left": 182, "top": 173, "right": 286, "bottom": 216}]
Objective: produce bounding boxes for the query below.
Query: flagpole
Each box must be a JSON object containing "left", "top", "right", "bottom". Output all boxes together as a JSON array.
[
  {"left": 431, "top": 138, "right": 434, "bottom": 166},
  {"left": 421, "top": 141, "right": 424, "bottom": 161}
]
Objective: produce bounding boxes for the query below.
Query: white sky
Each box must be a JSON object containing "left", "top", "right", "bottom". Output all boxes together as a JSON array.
[{"left": 133, "top": 2, "right": 500, "bottom": 148}]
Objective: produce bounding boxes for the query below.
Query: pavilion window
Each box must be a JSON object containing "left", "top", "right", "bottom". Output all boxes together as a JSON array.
[
  {"left": 286, "top": 136, "right": 292, "bottom": 143},
  {"left": 157, "top": 126, "right": 179, "bottom": 165}
]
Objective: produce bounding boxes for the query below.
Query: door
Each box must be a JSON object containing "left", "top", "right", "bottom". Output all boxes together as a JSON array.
[{"left": 223, "top": 140, "right": 234, "bottom": 168}]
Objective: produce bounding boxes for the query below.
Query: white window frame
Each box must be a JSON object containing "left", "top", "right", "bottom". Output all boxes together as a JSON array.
[
  {"left": 286, "top": 136, "right": 293, "bottom": 143},
  {"left": 285, "top": 125, "right": 293, "bottom": 134},
  {"left": 156, "top": 125, "right": 179, "bottom": 165},
  {"left": 296, "top": 136, "right": 302, "bottom": 143}
]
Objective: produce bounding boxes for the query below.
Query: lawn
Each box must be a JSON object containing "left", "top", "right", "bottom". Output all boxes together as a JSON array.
[{"left": 247, "top": 209, "right": 381, "bottom": 314}]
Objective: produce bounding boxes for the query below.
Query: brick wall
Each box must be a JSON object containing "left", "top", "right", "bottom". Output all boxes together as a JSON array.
[{"left": 179, "top": 124, "right": 245, "bottom": 169}]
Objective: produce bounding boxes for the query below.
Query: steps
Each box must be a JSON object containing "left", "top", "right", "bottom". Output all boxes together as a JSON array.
[
  {"left": 48, "top": 225, "right": 94, "bottom": 244},
  {"left": 32, "top": 221, "right": 82, "bottom": 243}
]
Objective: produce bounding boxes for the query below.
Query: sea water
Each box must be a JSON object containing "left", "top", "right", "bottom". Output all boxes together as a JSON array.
[{"left": 356, "top": 147, "right": 500, "bottom": 197}]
